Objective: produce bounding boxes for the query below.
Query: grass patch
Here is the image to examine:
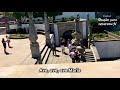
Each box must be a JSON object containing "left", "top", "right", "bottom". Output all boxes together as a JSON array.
[
  {"left": 9, "top": 34, "right": 29, "bottom": 39},
  {"left": 93, "top": 33, "right": 115, "bottom": 40}
]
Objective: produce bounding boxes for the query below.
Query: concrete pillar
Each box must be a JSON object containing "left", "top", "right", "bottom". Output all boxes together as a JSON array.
[
  {"left": 86, "top": 13, "right": 89, "bottom": 41},
  {"left": 74, "top": 14, "right": 83, "bottom": 46},
  {"left": 44, "top": 12, "right": 51, "bottom": 47},
  {"left": 88, "top": 13, "right": 92, "bottom": 49},
  {"left": 75, "top": 14, "right": 80, "bottom": 33},
  {"left": 86, "top": 13, "right": 90, "bottom": 48},
  {"left": 28, "top": 12, "right": 42, "bottom": 64}
]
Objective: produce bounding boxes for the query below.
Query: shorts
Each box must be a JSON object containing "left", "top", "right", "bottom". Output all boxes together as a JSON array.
[{"left": 3, "top": 44, "right": 6, "bottom": 49}]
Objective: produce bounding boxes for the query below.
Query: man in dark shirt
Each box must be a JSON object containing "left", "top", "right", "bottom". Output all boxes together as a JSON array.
[
  {"left": 2, "top": 38, "right": 9, "bottom": 55},
  {"left": 52, "top": 42, "right": 56, "bottom": 56}
]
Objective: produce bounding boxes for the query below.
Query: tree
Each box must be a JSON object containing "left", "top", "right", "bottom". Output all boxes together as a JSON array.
[
  {"left": 12, "top": 12, "right": 25, "bottom": 28},
  {"left": 1, "top": 12, "right": 13, "bottom": 17},
  {"left": 47, "top": 12, "right": 62, "bottom": 23},
  {"left": 31, "top": 12, "right": 62, "bottom": 22},
  {"left": 13, "top": 12, "right": 63, "bottom": 23},
  {"left": 28, "top": 12, "right": 41, "bottom": 64},
  {"left": 1, "top": 12, "right": 13, "bottom": 33},
  {"left": 69, "top": 16, "right": 75, "bottom": 21}
]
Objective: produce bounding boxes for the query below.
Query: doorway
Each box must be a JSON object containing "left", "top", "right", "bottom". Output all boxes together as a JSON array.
[{"left": 63, "top": 30, "right": 74, "bottom": 46}]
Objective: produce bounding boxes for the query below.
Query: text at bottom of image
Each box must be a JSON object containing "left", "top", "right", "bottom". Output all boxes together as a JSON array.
[{"left": 39, "top": 68, "right": 81, "bottom": 73}]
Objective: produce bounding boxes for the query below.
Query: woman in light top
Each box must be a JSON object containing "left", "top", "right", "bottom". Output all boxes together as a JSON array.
[{"left": 6, "top": 35, "right": 12, "bottom": 48}]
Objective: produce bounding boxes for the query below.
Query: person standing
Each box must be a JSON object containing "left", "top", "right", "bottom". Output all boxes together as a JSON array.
[
  {"left": 77, "top": 51, "right": 81, "bottom": 63},
  {"left": 75, "top": 50, "right": 81, "bottom": 63},
  {"left": 68, "top": 43, "right": 72, "bottom": 53},
  {"left": 6, "top": 35, "right": 12, "bottom": 48},
  {"left": 52, "top": 42, "right": 56, "bottom": 56},
  {"left": 67, "top": 39, "right": 71, "bottom": 47},
  {"left": 2, "top": 38, "right": 9, "bottom": 55},
  {"left": 70, "top": 43, "right": 76, "bottom": 52},
  {"left": 60, "top": 37, "right": 65, "bottom": 54}
]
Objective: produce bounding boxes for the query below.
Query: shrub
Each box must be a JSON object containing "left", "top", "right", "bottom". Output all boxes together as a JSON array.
[
  {"left": 61, "top": 17, "right": 67, "bottom": 22},
  {"left": 89, "top": 18, "right": 105, "bottom": 33},
  {"left": 16, "top": 27, "right": 23, "bottom": 34},
  {"left": 69, "top": 16, "right": 75, "bottom": 21}
]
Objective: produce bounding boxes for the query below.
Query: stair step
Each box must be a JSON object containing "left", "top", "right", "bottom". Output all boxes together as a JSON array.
[
  {"left": 85, "top": 53, "right": 93, "bottom": 56},
  {"left": 86, "top": 58, "right": 95, "bottom": 59},
  {"left": 85, "top": 56, "right": 94, "bottom": 57},
  {"left": 42, "top": 48, "right": 51, "bottom": 64},
  {"left": 41, "top": 46, "right": 48, "bottom": 61},
  {"left": 85, "top": 52, "right": 93, "bottom": 53},
  {"left": 40, "top": 45, "right": 46, "bottom": 54},
  {"left": 84, "top": 50, "right": 95, "bottom": 62},
  {"left": 85, "top": 58, "right": 94, "bottom": 60},
  {"left": 86, "top": 58, "right": 95, "bottom": 60},
  {"left": 37, "top": 31, "right": 45, "bottom": 35},
  {"left": 85, "top": 52, "right": 93, "bottom": 54},
  {"left": 86, "top": 60, "right": 95, "bottom": 62},
  {"left": 85, "top": 58, "right": 95, "bottom": 60},
  {"left": 37, "top": 29, "right": 44, "bottom": 32}
]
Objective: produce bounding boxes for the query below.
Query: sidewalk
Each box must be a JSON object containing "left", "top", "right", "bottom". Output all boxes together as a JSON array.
[
  {"left": 47, "top": 47, "right": 72, "bottom": 64},
  {"left": 0, "top": 34, "right": 45, "bottom": 67}
]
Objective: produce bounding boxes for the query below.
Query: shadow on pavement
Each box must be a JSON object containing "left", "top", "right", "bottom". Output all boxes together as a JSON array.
[
  {"left": 64, "top": 52, "right": 68, "bottom": 55},
  {"left": 56, "top": 49, "right": 61, "bottom": 52},
  {"left": 54, "top": 55, "right": 60, "bottom": 57}
]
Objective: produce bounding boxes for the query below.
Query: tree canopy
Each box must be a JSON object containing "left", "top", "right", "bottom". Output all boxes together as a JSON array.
[
  {"left": 2, "top": 12, "right": 63, "bottom": 23},
  {"left": 24, "top": 12, "right": 62, "bottom": 18},
  {"left": 1, "top": 12, "right": 13, "bottom": 17}
]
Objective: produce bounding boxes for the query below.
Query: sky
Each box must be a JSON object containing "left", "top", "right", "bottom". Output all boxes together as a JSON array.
[{"left": 56, "top": 12, "right": 95, "bottom": 19}]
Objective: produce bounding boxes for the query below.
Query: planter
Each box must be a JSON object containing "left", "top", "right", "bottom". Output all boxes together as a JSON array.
[{"left": 9, "top": 34, "right": 29, "bottom": 39}]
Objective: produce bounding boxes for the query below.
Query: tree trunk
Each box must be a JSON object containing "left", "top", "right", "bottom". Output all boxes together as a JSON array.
[
  {"left": 28, "top": 12, "right": 41, "bottom": 64},
  {"left": 44, "top": 12, "right": 51, "bottom": 47},
  {"left": 4, "top": 17, "right": 9, "bottom": 34},
  {"left": 17, "top": 19, "right": 22, "bottom": 28},
  {"left": 5, "top": 22, "right": 9, "bottom": 33}
]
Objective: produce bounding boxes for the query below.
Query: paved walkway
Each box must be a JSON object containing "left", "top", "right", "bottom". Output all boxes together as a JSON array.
[
  {"left": 47, "top": 47, "right": 72, "bottom": 64},
  {"left": 0, "top": 34, "right": 45, "bottom": 67}
]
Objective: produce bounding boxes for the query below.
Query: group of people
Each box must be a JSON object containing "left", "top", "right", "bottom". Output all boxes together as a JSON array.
[
  {"left": 67, "top": 40, "right": 82, "bottom": 63},
  {"left": 60, "top": 37, "right": 82, "bottom": 63},
  {"left": 2, "top": 36, "right": 12, "bottom": 55}
]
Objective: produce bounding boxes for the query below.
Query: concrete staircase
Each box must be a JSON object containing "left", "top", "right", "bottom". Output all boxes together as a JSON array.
[
  {"left": 84, "top": 49, "right": 95, "bottom": 62},
  {"left": 41, "top": 45, "right": 51, "bottom": 64},
  {"left": 20, "top": 45, "right": 51, "bottom": 65},
  {"left": 37, "top": 29, "right": 45, "bottom": 35},
  {"left": 33, "top": 45, "right": 52, "bottom": 64}
]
